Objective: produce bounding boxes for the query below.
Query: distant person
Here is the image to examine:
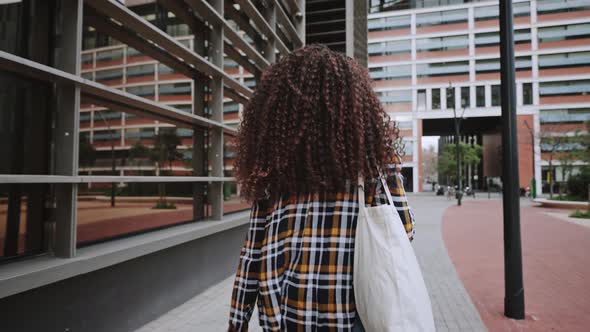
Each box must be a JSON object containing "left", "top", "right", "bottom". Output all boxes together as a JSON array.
[{"left": 227, "top": 45, "right": 418, "bottom": 331}]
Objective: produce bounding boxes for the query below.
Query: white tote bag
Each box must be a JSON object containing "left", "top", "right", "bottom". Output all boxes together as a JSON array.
[{"left": 353, "top": 175, "right": 435, "bottom": 332}]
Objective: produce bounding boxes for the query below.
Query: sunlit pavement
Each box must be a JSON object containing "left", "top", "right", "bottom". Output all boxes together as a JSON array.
[
  {"left": 443, "top": 197, "right": 590, "bottom": 331},
  {"left": 135, "top": 193, "right": 492, "bottom": 332}
]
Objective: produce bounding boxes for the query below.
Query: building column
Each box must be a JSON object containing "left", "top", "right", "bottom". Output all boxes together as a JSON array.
[
  {"left": 533, "top": 112, "right": 542, "bottom": 195},
  {"left": 263, "top": 0, "right": 277, "bottom": 62},
  {"left": 53, "top": 0, "right": 82, "bottom": 258},
  {"left": 193, "top": 21, "right": 207, "bottom": 221},
  {"left": 209, "top": 0, "right": 224, "bottom": 220}
]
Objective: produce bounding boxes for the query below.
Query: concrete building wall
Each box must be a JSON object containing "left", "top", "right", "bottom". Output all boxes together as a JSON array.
[
  {"left": 0, "top": 224, "right": 247, "bottom": 332},
  {"left": 368, "top": 0, "right": 590, "bottom": 193}
]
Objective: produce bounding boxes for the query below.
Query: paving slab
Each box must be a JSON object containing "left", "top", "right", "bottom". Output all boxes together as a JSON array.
[
  {"left": 443, "top": 199, "right": 590, "bottom": 331},
  {"left": 135, "top": 194, "right": 487, "bottom": 331}
]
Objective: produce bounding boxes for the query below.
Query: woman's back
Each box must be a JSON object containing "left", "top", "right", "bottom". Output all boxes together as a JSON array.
[
  {"left": 228, "top": 44, "right": 413, "bottom": 331},
  {"left": 229, "top": 175, "right": 415, "bottom": 331}
]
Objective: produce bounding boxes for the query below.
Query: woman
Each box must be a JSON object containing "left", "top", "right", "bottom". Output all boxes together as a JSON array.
[{"left": 228, "top": 45, "right": 415, "bottom": 331}]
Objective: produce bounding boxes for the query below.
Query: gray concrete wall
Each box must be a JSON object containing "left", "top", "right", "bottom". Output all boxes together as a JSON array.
[{"left": 0, "top": 223, "right": 248, "bottom": 332}]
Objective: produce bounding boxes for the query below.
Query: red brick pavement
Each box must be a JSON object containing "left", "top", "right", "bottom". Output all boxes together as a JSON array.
[{"left": 442, "top": 200, "right": 590, "bottom": 332}]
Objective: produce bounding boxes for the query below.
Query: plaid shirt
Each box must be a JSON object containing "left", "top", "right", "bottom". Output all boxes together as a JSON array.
[{"left": 229, "top": 173, "right": 415, "bottom": 331}]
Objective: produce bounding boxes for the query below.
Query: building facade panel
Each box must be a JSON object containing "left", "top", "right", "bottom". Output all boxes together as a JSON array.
[{"left": 369, "top": 0, "right": 590, "bottom": 193}]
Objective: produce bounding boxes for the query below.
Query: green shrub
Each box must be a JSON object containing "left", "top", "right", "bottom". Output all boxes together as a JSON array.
[
  {"left": 570, "top": 209, "right": 590, "bottom": 219},
  {"left": 153, "top": 200, "right": 176, "bottom": 209},
  {"left": 567, "top": 167, "right": 590, "bottom": 200}
]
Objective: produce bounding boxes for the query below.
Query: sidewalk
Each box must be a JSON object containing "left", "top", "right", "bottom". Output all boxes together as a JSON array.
[
  {"left": 443, "top": 198, "right": 590, "bottom": 331},
  {"left": 134, "top": 194, "right": 487, "bottom": 331}
]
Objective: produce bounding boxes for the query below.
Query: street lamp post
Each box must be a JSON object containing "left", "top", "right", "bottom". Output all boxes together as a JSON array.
[
  {"left": 453, "top": 110, "right": 462, "bottom": 206},
  {"left": 451, "top": 83, "right": 465, "bottom": 207},
  {"left": 499, "top": 0, "right": 525, "bottom": 320}
]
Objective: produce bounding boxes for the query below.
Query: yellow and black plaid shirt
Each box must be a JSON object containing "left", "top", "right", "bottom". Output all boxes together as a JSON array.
[{"left": 229, "top": 173, "right": 415, "bottom": 331}]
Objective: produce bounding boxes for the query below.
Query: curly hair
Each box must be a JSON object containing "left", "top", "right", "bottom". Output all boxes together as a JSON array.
[{"left": 234, "top": 44, "right": 403, "bottom": 201}]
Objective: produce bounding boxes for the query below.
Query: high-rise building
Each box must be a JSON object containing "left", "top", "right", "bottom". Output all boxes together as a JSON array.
[{"left": 368, "top": 0, "right": 590, "bottom": 193}]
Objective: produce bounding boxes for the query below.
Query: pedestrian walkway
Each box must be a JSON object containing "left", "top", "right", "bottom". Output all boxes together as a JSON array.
[
  {"left": 443, "top": 199, "right": 590, "bottom": 332},
  {"left": 134, "top": 194, "right": 487, "bottom": 332}
]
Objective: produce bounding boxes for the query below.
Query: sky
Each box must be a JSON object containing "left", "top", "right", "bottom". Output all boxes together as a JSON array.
[{"left": 422, "top": 136, "right": 439, "bottom": 152}]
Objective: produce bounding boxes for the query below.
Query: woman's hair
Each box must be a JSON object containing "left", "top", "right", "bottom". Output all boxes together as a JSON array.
[{"left": 234, "top": 44, "right": 403, "bottom": 201}]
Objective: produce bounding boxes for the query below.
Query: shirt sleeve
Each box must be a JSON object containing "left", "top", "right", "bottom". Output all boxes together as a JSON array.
[
  {"left": 229, "top": 200, "right": 267, "bottom": 331},
  {"left": 388, "top": 172, "right": 416, "bottom": 242},
  {"left": 372, "top": 168, "right": 415, "bottom": 241}
]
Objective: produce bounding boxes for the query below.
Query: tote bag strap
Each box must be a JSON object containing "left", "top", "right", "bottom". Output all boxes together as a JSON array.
[
  {"left": 357, "top": 168, "right": 394, "bottom": 207},
  {"left": 357, "top": 176, "right": 366, "bottom": 207},
  {"left": 377, "top": 168, "right": 395, "bottom": 207}
]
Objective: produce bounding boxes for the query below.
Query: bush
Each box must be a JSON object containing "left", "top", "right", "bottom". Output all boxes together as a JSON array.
[
  {"left": 153, "top": 200, "right": 176, "bottom": 209},
  {"left": 567, "top": 167, "right": 590, "bottom": 200},
  {"left": 570, "top": 209, "right": 590, "bottom": 219}
]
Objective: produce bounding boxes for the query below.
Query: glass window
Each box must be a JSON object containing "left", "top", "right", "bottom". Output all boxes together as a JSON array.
[
  {"left": 377, "top": 90, "right": 412, "bottom": 105},
  {"left": 368, "top": 40, "right": 411, "bottom": 56},
  {"left": 158, "top": 63, "right": 176, "bottom": 76},
  {"left": 80, "top": 112, "right": 92, "bottom": 122},
  {"left": 82, "top": 53, "right": 93, "bottom": 66},
  {"left": 476, "top": 86, "right": 486, "bottom": 107},
  {"left": 397, "top": 120, "right": 413, "bottom": 129},
  {"left": 126, "top": 85, "right": 155, "bottom": 98},
  {"left": 538, "top": 23, "right": 590, "bottom": 43},
  {"left": 370, "top": 65, "right": 412, "bottom": 81},
  {"left": 461, "top": 87, "right": 470, "bottom": 108},
  {"left": 93, "top": 110, "right": 121, "bottom": 124},
  {"left": 167, "top": 23, "right": 190, "bottom": 37},
  {"left": 416, "top": 61, "right": 469, "bottom": 78},
  {"left": 404, "top": 140, "right": 414, "bottom": 156},
  {"left": 516, "top": 56, "right": 533, "bottom": 72},
  {"left": 95, "top": 68, "right": 123, "bottom": 82},
  {"left": 475, "top": 5, "right": 498, "bottom": 21},
  {"left": 538, "top": 0, "right": 590, "bottom": 14},
  {"left": 170, "top": 104, "right": 192, "bottom": 113},
  {"left": 539, "top": 51, "right": 590, "bottom": 69},
  {"left": 225, "top": 58, "right": 239, "bottom": 69},
  {"left": 492, "top": 85, "right": 501, "bottom": 106},
  {"left": 125, "top": 127, "right": 155, "bottom": 140},
  {"left": 432, "top": 88, "right": 441, "bottom": 109},
  {"left": 416, "top": 9, "right": 468, "bottom": 27},
  {"left": 417, "top": 89, "right": 427, "bottom": 111},
  {"left": 514, "top": 2, "right": 532, "bottom": 17},
  {"left": 416, "top": 35, "right": 469, "bottom": 53},
  {"left": 446, "top": 87, "right": 455, "bottom": 110},
  {"left": 159, "top": 82, "right": 191, "bottom": 96},
  {"left": 368, "top": 15, "right": 411, "bottom": 32},
  {"left": 523, "top": 83, "right": 533, "bottom": 105},
  {"left": 224, "top": 102, "right": 239, "bottom": 114},
  {"left": 540, "top": 80, "right": 590, "bottom": 97},
  {"left": 475, "top": 56, "right": 532, "bottom": 74},
  {"left": 244, "top": 77, "right": 256, "bottom": 88},
  {"left": 93, "top": 129, "right": 122, "bottom": 141},
  {"left": 475, "top": 1, "right": 529, "bottom": 20},
  {"left": 476, "top": 29, "right": 531, "bottom": 48},
  {"left": 81, "top": 72, "right": 93, "bottom": 80},
  {"left": 127, "top": 64, "right": 155, "bottom": 78},
  {"left": 127, "top": 47, "right": 142, "bottom": 58},
  {"left": 95, "top": 48, "right": 123, "bottom": 63},
  {"left": 540, "top": 108, "right": 590, "bottom": 123}
]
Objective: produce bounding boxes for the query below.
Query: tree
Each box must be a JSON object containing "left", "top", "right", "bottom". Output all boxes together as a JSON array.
[
  {"left": 438, "top": 142, "right": 482, "bottom": 185},
  {"left": 128, "top": 142, "right": 150, "bottom": 176},
  {"left": 422, "top": 145, "right": 438, "bottom": 188},
  {"left": 150, "top": 130, "right": 183, "bottom": 208},
  {"left": 541, "top": 129, "right": 588, "bottom": 198},
  {"left": 79, "top": 137, "right": 96, "bottom": 168}
]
